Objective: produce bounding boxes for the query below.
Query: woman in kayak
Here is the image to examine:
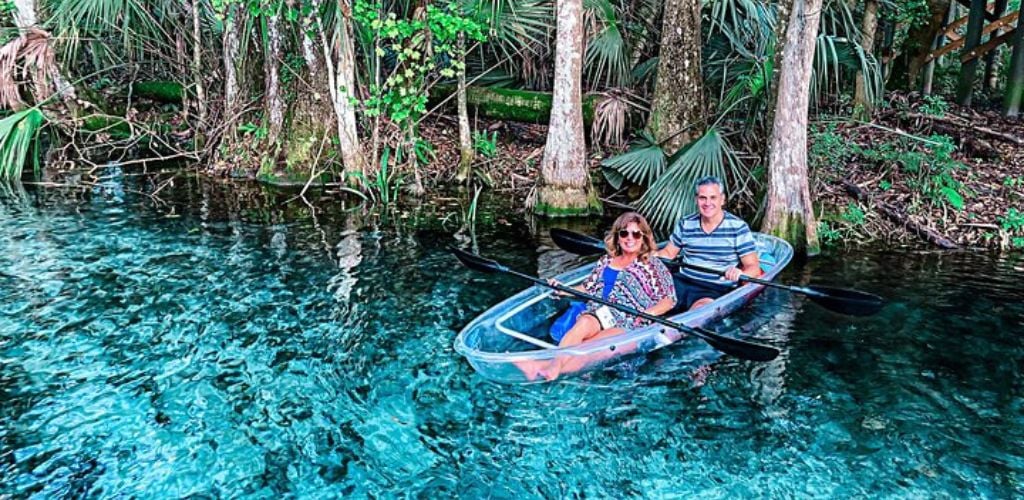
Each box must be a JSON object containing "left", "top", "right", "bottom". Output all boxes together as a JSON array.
[{"left": 519, "top": 212, "right": 676, "bottom": 380}]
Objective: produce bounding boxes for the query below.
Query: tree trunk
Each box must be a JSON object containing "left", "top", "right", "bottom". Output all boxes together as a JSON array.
[
  {"left": 922, "top": 3, "right": 955, "bottom": 95},
  {"left": 646, "top": 0, "right": 704, "bottom": 155},
  {"left": 456, "top": 33, "right": 475, "bottom": 183},
  {"left": 189, "top": 0, "right": 206, "bottom": 131},
  {"left": 853, "top": 0, "right": 879, "bottom": 120},
  {"left": 329, "top": 0, "right": 367, "bottom": 178},
  {"left": 1003, "top": 3, "right": 1024, "bottom": 115},
  {"left": 533, "top": 0, "right": 600, "bottom": 216},
  {"left": 264, "top": 11, "right": 285, "bottom": 145},
  {"left": 762, "top": 0, "right": 822, "bottom": 256},
  {"left": 894, "top": 0, "right": 950, "bottom": 89},
  {"left": 223, "top": 5, "right": 242, "bottom": 118},
  {"left": 956, "top": 0, "right": 987, "bottom": 106}
]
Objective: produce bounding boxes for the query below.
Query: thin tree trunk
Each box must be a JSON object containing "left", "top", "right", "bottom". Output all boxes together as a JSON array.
[
  {"left": 647, "top": 0, "right": 704, "bottom": 155},
  {"left": 853, "top": 0, "right": 878, "bottom": 120},
  {"left": 896, "top": 0, "right": 950, "bottom": 89},
  {"left": 222, "top": 5, "right": 243, "bottom": 126},
  {"left": 1003, "top": 3, "right": 1024, "bottom": 115},
  {"left": 329, "top": 0, "right": 367, "bottom": 178},
  {"left": 762, "top": 0, "right": 822, "bottom": 256},
  {"left": 923, "top": 3, "right": 954, "bottom": 94},
  {"left": 189, "top": 0, "right": 207, "bottom": 132},
  {"left": 534, "top": 0, "right": 599, "bottom": 216},
  {"left": 456, "top": 34, "right": 474, "bottom": 182},
  {"left": 264, "top": 11, "right": 285, "bottom": 145},
  {"left": 956, "top": 0, "right": 987, "bottom": 106}
]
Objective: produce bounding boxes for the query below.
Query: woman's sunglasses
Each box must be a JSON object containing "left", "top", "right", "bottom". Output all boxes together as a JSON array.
[{"left": 617, "top": 230, "right": 644, "bottom": 239}]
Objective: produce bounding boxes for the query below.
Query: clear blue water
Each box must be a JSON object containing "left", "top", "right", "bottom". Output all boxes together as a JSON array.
[{"left": 1, "top": 176, "right": 1022, "bottom": 497}]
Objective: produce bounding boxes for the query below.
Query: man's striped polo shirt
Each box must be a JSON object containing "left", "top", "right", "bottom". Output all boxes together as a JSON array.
[{"left": 669, "top": 211, "right": 757, "bottom": 284}]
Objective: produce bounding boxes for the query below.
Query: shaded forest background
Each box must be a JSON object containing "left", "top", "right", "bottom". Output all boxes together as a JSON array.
[{"left": 0, "top": 0, "right": 1022, "bottom": 251}]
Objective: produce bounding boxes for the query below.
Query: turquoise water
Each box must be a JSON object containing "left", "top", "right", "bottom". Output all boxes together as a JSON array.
[{"left": 1, "top": 176, "right": 1022, "bottom": 497}]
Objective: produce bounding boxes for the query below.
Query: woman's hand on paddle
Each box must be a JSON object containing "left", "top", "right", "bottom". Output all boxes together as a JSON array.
[
  {"left": 724, "top": 266, "right": 743, "bottom": 282},
  {"left": 548, "top": 279, "right": 572, "bottom": 297}
]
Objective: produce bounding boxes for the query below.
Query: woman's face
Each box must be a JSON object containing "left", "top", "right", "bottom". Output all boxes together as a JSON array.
[{"left": 618, "top": 221, "right": 644, "bottom": 255}]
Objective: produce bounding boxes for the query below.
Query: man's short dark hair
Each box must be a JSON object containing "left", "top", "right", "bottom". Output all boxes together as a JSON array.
[{"left": 694, "top": 176, "right": 725, "bottom": 196}]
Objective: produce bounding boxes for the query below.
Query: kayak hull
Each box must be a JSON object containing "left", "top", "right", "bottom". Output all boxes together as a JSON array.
[{"left": 454, "top": 233, "right": 793, "bottom": 383}]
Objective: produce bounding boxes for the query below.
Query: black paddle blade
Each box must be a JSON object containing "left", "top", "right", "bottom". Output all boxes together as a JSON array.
[
  {"left": 802, "top": 286, "right": 885, "bottom": 316},
  {"left": 449, "top": 246, "right": 503, "bottom": 274},
  {"left": 698, "top": 329, "right": 780, "bottom": 362},
  {"left": 550, "top": 228, "right": 605, "bottom": 256}
]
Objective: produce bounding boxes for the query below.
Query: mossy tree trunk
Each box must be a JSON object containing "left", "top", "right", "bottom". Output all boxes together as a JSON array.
[
  {"left": 647, "top": 0, "right": 704, "bottom": 155},
  {"left": 762, "top": 0, "right": 821, "bottom": 257},
  {"left": 533, "top": 0, "right": 601, "bottom": 217},
  {"left": 853, "top": 0, "right": 878, "bottom": 120},
  {"left": 1003, "top": 2, "right": 1024, "bottom": 116}
]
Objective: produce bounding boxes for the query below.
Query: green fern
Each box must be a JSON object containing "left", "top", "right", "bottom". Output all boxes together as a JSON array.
[{"left": 0, "top": 109, "right": 46, "bottom": 181}]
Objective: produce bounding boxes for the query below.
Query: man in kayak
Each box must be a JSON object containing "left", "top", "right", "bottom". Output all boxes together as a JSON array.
[{"left": 655, "top": 175, "right": 762, "bottom": 311}]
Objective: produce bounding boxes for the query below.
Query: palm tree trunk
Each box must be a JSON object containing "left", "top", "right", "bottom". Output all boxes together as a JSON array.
[
  {"left": 534, "top": 0, "right": 600, "bottom": 216},
  {"left": 647, "top": 0, "right": 703, "bottom": 155},
  {"left": 762, "top": 0, "right": 822, "bottom": 257},
  {"left": 956, "top": 0, "right": 986, "bottom": 106},
  {"left": 853, "top": 0, "right": 878, "bottom": 120},
  {"left": 1003, "top": 2, "right": 1024, "bottom": 116}
]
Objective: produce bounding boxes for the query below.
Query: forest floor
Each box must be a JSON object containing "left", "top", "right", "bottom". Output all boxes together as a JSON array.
[{"left": 416, "top": 93, "right": 1024, "bottom": 252}]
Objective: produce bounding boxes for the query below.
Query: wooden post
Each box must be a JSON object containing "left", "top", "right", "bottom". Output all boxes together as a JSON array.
[
  {"left": 1004, "top": 5, "right": 1024, "bottom": 115},
  {"left": 956, "top": 0, "right": 987, "bottom": 106},
  {"left": 985, "top": 0, "right": 1009, "bottom": 89}
]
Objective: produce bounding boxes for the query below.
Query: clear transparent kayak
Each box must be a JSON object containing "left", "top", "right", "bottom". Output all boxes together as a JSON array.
[{"left": 454, "top": 233, "right": 794, "bottom": 383}]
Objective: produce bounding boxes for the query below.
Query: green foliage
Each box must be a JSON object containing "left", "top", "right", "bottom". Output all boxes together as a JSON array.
[
  {"left": 472, "top": 130, "right": 498, "bottom": 158},
  {"left": 237, "top": 122, "right": 268, "bottom": 140},
  {"left": 999, "top": 208, "right": 1024, "bottom": 249},
  {"left": 0, "top": 0, "right": 15, "bottom": 15},
  {"left": 839, "top": 202, "right": 866, "bottom": 226},
  {"left": 614, "top": 128, "right": 746, "bottom": 232},
  {"left": 414, "top": 137, "right": 436, "bottom": 165},
  {"left": 354, "top": 1, "right": 485, "bottom": 129},
  {"left": 999, "top": 208, "right": 1024, "bottom": 232},
  {"left": 349, "top": 147, "right": 404, "bottom": 206},
  {"left": 919, "top": 95, "right": 949, "bottom": 117},
  {"left": 817, "top": 220, "right": 843, "bottom": 247},
  {"left": 809, "top": 124, "right": 855, "bottom": 170},
  {"left": 0, "top": 109, "right": 46, "bottom": 181}
]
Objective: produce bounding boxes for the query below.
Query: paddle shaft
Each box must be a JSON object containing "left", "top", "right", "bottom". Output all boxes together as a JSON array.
[{"left": 498, "top": 264, "right": 740, "bottom": 349}]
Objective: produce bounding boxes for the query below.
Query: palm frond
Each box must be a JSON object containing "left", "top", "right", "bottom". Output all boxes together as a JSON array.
[
  {"left": 0, "top": 108, "right": 46, "bottom": 181},
  {"left": 600, "top": 130, "right": 665, "bottom": 188},
  {"left": 635, "top": 127, "right": 746, "bottom": 232},
  {"left": 585, "top": 21, "right": 631, "bottom": 88}
]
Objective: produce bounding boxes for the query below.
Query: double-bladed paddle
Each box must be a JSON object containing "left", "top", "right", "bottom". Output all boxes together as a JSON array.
[
  {"left": 450, "top": 246, "right": 780, "bottom": 362},
  {"left": 549, "top": 228, "right": 884, "bottom": 317}
]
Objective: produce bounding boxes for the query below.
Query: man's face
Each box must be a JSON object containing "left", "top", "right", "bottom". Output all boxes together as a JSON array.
[{"left": 695, "top": 184, "right": 724, "bottom": 220}]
